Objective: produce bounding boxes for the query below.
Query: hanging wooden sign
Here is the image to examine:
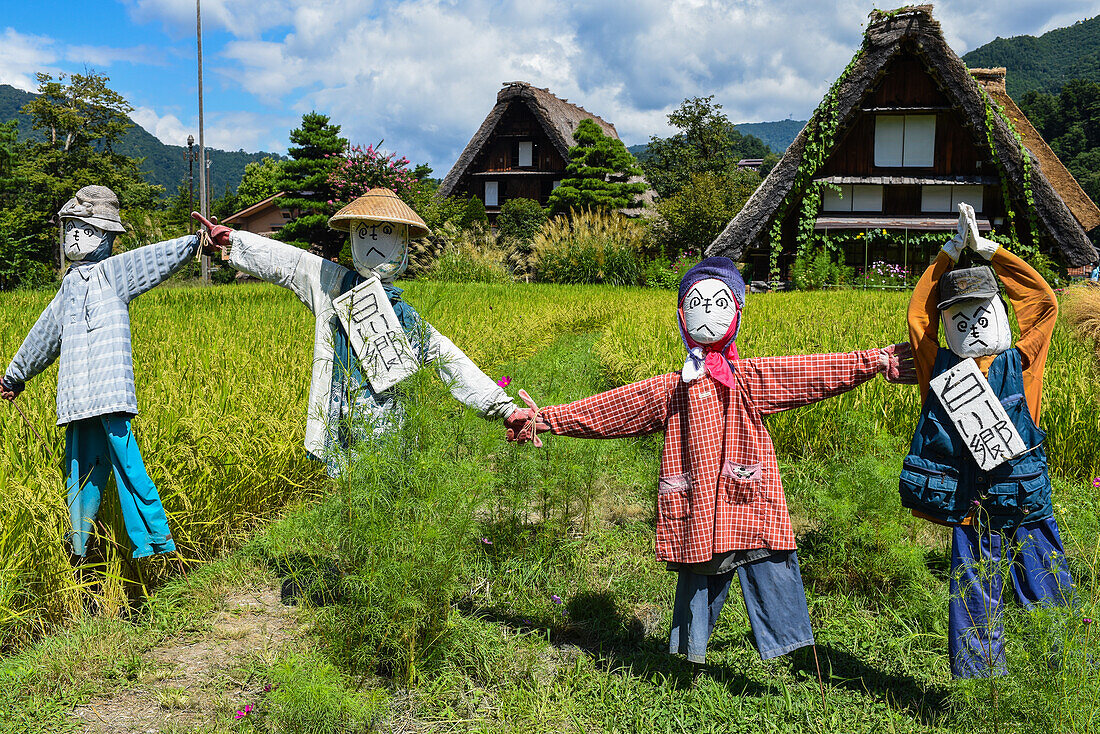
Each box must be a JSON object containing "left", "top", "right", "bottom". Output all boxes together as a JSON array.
[
  {"left": 929, "top": 358, "right": 1026, "bottom": 471},
  {"left": 332, "top": 276, "right": 419, "bottom": 393}
]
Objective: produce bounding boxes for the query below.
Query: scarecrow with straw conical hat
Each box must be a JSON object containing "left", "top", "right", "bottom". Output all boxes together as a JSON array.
[
  {"left": 1, "top": 185, "right": 216, "bottom": 560},
  {"left": 194, "top": 189, "right": 527, "bottom": 474}
]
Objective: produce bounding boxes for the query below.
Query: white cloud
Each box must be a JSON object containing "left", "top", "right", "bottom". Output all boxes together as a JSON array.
[
  {"left": 63, "top": 44, "right": 166, "bottom": 68},
  {"left": 130, "top": 105, "right": 291, "bottom": 152},
  {"left": 0, "top": 28, "right": 59, "bottom": 91},
  {"left": 116, "top": 0, "right": 1100, "bottom": 169}
]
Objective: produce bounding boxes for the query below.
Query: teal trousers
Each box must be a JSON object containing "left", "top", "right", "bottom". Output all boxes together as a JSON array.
[{"left": 65, "top": 415, "right": 176, "bottom": 559}]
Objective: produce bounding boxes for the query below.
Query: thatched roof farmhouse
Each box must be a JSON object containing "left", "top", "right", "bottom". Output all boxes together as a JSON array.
[
  {"left": 709, "top": 5, "right": 1100, "bottom": 279},
  {"left": 440, "top": 82, "right": 650, "bottom": 218}
]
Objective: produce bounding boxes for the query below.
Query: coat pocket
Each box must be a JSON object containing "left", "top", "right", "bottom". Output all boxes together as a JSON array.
[
  {"left": 721, "top": 460, "right": 762, "bottom": 505},
  {"left": 84, "top": 297, "right": 117, "bottom": 331},
  {"left": 657, "top": 474, "right": 692, "bottom": 520},
  {"left": 899, "top": 459, "right": 959, "bottom": 514}
]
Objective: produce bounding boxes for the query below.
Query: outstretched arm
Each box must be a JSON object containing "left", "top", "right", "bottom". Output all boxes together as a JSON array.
[
  {"left": 908, "top": 250, "right": 954, "bottom": 400},
  {"left": 103, "top": 235, "right": 200, "bottom": 302},
  {"left": 424, "top": 325, "right": 519, "bottom": 420},
  {"left": 4, "top": 296, "right": 63, "bottom": 397},
  {"left": 738, "top": 348, "right": 888, "bottom": 415},
  {"left": 540, "top": 373, "right": 679, "bottom": 439}
]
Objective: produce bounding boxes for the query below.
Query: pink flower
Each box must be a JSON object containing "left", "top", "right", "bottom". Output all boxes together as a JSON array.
[
  {"left": 480, "top": 537, "right": 492, "bottom": 545},
  {"left": 496, "top": 376, "right": 512, "bottom": 387},
  {"left": 234, "top": 704, "right": 253, "bottom": 719},
  {"left": 550, "top": 595, "right": 562, "bottom": 604}
]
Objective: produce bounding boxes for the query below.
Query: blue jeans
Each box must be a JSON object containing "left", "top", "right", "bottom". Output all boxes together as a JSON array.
[
  {"left": 670, "top": 551, "right": 815, "bottom": 662},
  {"left": 950, "top": 516, "right": 1076, "bottom": 678},
  {"left": 65, "top": 415, "right": 176, "bottom": 559}
]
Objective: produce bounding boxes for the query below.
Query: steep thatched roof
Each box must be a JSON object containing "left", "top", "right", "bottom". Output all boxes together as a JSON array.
[
  {"left": 708, "top": 5, "right": 1100, "bottom": 267},
  {"left": 971, "top": 67, "right": 1100, "bottom": 232},
  {"left": 439, "top": 82, "right": 619, "bottom": 197}
]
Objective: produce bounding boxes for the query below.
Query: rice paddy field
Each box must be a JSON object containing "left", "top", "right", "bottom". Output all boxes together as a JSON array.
[{"left": 3, "top": 279, "right": 1100, "bottom": 732}]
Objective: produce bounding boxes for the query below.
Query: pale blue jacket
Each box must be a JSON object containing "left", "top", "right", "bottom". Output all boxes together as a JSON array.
[{"left": 4, "top": 235, "right": 199, "bottom": 424}]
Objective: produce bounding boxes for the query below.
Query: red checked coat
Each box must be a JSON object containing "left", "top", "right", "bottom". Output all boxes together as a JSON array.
[{"left": 542, "top": 351, "right": 885, "bottom": 564}]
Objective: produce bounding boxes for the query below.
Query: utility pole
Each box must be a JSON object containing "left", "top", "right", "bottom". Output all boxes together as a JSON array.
[
  {"left": 196, "top": 0, "right": 209, "bottom": 283},
  {"left": 186, "top": 134, "right": 196, "bottom": 234}
]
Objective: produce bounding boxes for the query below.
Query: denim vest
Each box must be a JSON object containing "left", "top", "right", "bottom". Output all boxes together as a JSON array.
[{"left": 899, "top": 348, "right": 1050, "bottom": 530}]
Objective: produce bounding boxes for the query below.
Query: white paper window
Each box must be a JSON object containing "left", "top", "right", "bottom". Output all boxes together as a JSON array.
[
  {"left": 822, "top": 185, "right": 850, "bottom": 212},
  {"left": 875, "top": 115, "right": 936, "bottom": 167},
  {"left": 921, "top": 185, "right": 952, "bottom": 212},
  {"left": 953, "top": 185, "right": 984, "bottom": 212},
  {"left": 874, "top": 117, "right": 905, "bottom": 167},
  {"left": 822, "top": 184, "right": 883, "bottom": 212},
  {"left": 851, "top": 185, "right": 883, "bottom": 211},
  {"left": 484, "top": 181, "right": 499, "bottom": 207},
  {"left": 922, "top": 185, "right": 984, "bottom": 213},
  {"left": 518, "top": 141, "right": 533, "bottom": 168},
  {"left": 552, "top": 180, "right": 562, "bottom": 190}
]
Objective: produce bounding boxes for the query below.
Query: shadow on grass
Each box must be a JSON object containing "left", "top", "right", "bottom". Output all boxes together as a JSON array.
[
  {"left": 789, "top": 643, "right": 950, "bottom": 726},
  {"left": 460, "top": 590, "right": 769, "bottom": 696}
]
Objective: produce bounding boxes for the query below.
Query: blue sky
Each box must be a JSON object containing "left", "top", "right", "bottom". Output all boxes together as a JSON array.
[{"left": 3, "top": 1, "right": 1100, "bottom": 175}]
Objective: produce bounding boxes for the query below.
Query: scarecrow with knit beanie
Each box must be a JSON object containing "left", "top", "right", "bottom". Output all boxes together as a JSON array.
[
  {"left": 902, "top": 203, "right": 1075, "bottom": 679},
  {"left": 508, "top": 256, "right": 916, "bottom": 664},
  {"left": 194, "top": 189, "right": 528, "bottom": 475},
  {"left": 1, "top": 185, "right": 214, "bottom": 560}
]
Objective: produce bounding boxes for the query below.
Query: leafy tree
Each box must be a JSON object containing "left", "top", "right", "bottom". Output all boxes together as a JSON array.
[
  {"left": 0, "top": 120, "right": 16, "bottom": 181},
  {"left": 547, "top": 119, "right": 647, "bottom": 215},
  {"left": 1019, "top": 79, "right": 1100, "bottom": 205},
  {"left": 275, "top": 112, "right": 347, "bottom": 259},
  {"left": 459, "top": 196, "right": 488, "bottom": 228},
  {"left": 0, "top": 72, "right": 161, "bottom": 286},
  {"left": 643, "top": 96, "right": 771, "bottom": 199},
  {"left": 236, "top": 156, "right": 283, "bottom": 208},
  {"left": 654, "top": 169, "right": 760, "bottom": 258},
  {"left": 497, "top": 198, "right": 547, "bottom": 244}
]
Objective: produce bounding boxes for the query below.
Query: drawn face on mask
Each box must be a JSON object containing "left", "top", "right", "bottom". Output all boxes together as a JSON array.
[
  {"left": 350, "top": 220, "right": 407, "bottom": 280},
  {"left": 941, "top": 297, "right": 1012, "bottom": 358},
  {"left": 682, "top": 278, "right": 739, "bottom": 345},
  {"left": 63, "top": 218, "right": 112, "bottom": 262}
]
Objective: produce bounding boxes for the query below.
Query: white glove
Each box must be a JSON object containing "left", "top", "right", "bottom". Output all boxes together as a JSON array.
[
  {"left": 942, "top": 204, "right": 969, "bottom": 262},
  {"left": 957, "top": 203, "right": 999, "bottom": 260}
]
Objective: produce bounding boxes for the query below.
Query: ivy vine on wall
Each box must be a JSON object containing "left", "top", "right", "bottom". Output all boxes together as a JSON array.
[
  {"left": 766, "top": 46, "right": 866, "bottom": 279},
  {"left": 978, "top": 85, "right": 1041, "bottom": 257}
]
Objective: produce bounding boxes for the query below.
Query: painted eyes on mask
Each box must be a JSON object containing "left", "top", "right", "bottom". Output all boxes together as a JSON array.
[
  {"left": 65, "top": 221, "right": 95, "bottom": 237},
  {"left": 953, "top": 309, "right": 989, "bottom": 333},
  {"left": 685, "top": 287, "right": 732, "bottom": 312}
]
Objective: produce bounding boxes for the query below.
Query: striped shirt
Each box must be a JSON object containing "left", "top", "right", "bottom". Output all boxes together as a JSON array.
[{"left": 5, "top": 235, "right": 198, "bottom": 424}]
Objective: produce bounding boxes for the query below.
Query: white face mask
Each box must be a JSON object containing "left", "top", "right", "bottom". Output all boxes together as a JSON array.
[
  {"left": 682, "top": 278, "right": 739, "bottom": 345},
  {"left": 350, "top": 220, "right": 408, "bottom": 281},
  {"left": 941, "top": 297, "right": 1012, "bottom": 358},
  {"left": 63, "top": 218, "right": 110, "bottom": 261}
]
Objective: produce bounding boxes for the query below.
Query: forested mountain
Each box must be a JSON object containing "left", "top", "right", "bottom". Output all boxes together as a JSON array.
[
  {"left": 0, "top": 84, "right": 280, "bottom": 198},
  {"left": 962, "top": 15, "right": 1100, "bottom": 98},
  {"left": 731, "top": 120, "right": 804, "bottom": 153}
]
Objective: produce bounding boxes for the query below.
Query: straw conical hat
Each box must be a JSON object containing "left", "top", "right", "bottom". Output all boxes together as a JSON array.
[{"left": 328, "top": 188, "right": 430, "bottom": 237}]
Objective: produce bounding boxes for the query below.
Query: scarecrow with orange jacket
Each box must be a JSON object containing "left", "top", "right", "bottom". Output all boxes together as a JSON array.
[{"left": 901, "top": 204, "right": 1076, "bottom": 678}]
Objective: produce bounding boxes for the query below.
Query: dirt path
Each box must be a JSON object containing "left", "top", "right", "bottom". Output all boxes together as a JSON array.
[{"left": 71, "top": 583, "right": 296, "bottom": 733}]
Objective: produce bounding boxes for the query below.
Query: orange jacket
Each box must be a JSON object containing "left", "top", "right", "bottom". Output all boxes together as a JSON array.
[{"left": 907, "top": 247, "right": 1057, "bottom": 425}]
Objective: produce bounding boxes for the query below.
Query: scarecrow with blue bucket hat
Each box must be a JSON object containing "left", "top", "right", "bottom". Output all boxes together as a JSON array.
[{"left": 2, "top": 185, "right": 215, "bottom": 560}]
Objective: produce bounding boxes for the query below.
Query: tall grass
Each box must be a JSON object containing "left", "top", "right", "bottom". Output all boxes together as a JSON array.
[{"left": 3, "top": 280, "right": 1097, "bottom": 652}]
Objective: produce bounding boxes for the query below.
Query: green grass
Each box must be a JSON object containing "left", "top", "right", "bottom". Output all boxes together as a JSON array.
[{"left": 2, "top": 281, "right": 1100, "bottom": 732}]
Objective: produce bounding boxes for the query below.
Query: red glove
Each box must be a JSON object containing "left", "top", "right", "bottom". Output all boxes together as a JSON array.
[
  {"left": 880, "top": 342, "right": 918, "bottom": 384},
  {"left": 191, "top": 212, "right": 233, "bottom": 255}
]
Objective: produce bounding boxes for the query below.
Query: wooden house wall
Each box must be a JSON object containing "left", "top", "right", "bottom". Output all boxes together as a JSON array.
[{"left": 454, "top": 100, "right": 570, "bottom": 210}]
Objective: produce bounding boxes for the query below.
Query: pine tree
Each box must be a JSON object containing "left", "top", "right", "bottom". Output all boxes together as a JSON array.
[
  {"left": 275, "top": 112, "right": 347, "bottom": 258},
  {"left": 547, "top": 119, "right": 646, "bottom": 216}
]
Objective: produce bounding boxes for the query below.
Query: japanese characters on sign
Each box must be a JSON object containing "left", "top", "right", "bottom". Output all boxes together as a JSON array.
[
  {"left": 332, "top": 276, "right": 419, "bottom": 393},
  {"left": 929, "top": 358, "right": 1026, "bottom": 471}
]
